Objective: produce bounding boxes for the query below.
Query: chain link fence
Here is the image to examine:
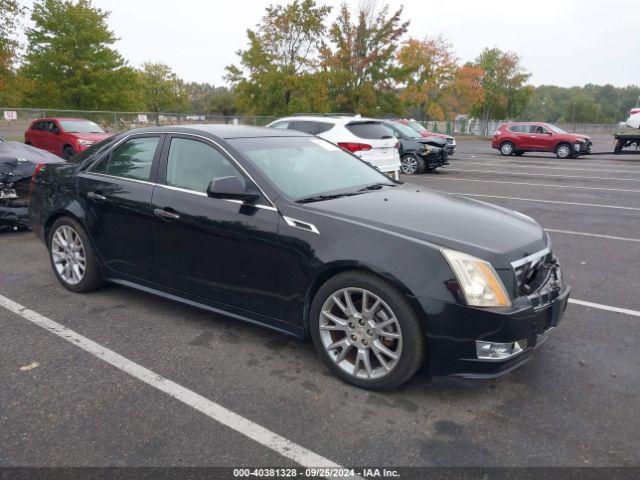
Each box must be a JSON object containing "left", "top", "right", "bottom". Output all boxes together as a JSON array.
[
  {"left": 0, "top": 107, "right": 622, "bottom": 140},
  {"left": 0, "top": 108, "right": 279, "bottom": 140}
]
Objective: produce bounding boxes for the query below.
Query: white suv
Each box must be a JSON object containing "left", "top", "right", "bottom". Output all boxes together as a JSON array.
[{"left": 266, "top": 115, "right": 400, "bottom": 179}]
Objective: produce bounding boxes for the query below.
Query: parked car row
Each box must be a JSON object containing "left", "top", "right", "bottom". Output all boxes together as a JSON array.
[{"left": 266, "top": 114, "right": 456, "bottom": 176}]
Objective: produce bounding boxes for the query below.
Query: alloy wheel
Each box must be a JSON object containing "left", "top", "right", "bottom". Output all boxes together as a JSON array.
[
  {"left": 500, "top": 143, "right": 514, "bottom": 155},
  {"left": 51, "top": 225, "right": 86, "bottom": 285},
  {"left": 557, "top": 144, "right": 571, "bottom": 158},
  {"left": 400, "top": 156, "right": 418, "bottom": 174},
  {"left": 319, "top": 288, "right": 402, "bottom": 380}
]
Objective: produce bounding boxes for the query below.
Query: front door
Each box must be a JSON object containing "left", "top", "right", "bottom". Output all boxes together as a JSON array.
[
  {"left": 150, "top": 134, "right": 286, "bottom": 321},
  {"left": 528, "top": 124, "right": 555, "bottom": 151},
  {"left": 77, "top": 134, "right": 164, "bottom": 281}
]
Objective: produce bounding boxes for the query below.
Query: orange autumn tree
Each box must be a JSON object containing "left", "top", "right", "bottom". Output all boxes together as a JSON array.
[
  {"left": 395, "top": 36, "right": 457, "bottom": 120},
  {"left": 440, "top": 65, "right": 485, "bottom": 120}
]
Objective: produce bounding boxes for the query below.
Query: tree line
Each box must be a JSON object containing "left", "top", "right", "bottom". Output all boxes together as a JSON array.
[{"left": 1, "top": 0, "right": 638, "bottom": 122}]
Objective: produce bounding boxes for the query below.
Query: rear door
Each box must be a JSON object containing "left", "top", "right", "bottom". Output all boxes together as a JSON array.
[
  {"left": 77, "top": 134, "right": 163, "bottom": 281},
  {"left": 344, "top": 121, "right": 399, "bottom": 174}
]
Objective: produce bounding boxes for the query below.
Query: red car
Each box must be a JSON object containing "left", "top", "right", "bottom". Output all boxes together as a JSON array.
[
  {"left": 492, "top": 122, "right": 592, "bottom": 159},
  {"left": 25, "top": 118, "right": 112, "bottom": 159},
  {"left": 397, "top": 119, "right": 456, "bottom": 155}
]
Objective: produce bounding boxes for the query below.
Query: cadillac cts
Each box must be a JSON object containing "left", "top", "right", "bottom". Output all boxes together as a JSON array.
[{"left": 29, "top": 125, "right": 570, "bottom": 390}]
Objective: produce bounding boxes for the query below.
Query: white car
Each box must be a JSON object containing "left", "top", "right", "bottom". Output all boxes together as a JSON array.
[
  {"left": 267, "top": 115, "right": 400, "bottom": 179},
  {"left": 626, "top": 108, "right": 640, "bottom": 129}
]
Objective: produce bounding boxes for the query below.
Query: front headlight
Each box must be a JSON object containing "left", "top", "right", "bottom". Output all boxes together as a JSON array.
[
  {"left": 441, "top": 249, "right": 511, "bottom": 307},
  {"left": 77, "top": 140, "right": 94, "bottom": 147}
]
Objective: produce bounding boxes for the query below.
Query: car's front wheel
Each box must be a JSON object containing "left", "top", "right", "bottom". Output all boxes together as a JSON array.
[
  {"left": 62, "top": 145, "right": 75, "bottom": 159},
  {"left": 400, "top": 154, "right": 426, "bottom": 175},
  {"left": 310, "top": 271, "right": 426, "bottom": 390},
  {"left": 555, "top": 142, "right": 573, "bottom": 159},
  {"left": 48, "top": 217, "right": 103, "bottom": 292},
  {"left": 500, "top": 142, "right": 515, "bottom": 156}
]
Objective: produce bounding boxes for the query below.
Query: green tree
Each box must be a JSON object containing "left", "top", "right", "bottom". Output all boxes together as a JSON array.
[
  {"left": 469, "top": 47, "right": 532, "bottom": 120},
  {"left": 226, "top": 0, "right": 331, "bottom": 115},
  {"left": 0, "top": 0, "right": 26, "bottom": 105},
  {"left": 20, "top": 0, "right": 141, "bottom": 110},
  {"left": 140, "top": 62, "right": 187, "bottom": 113},
  {"left": 320, "top": 2, "right": 408, "bottom": 115}
]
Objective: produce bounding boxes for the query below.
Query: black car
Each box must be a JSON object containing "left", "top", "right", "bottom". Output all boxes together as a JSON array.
[
  {"left": 29, "top": 125, "right": 570, "bottom": 390},
  {"left": 1, "top": 141, "right": 64, "bottom": 231},
  {"left": 382, "top": 121, "right": 449, "bottom": 174}
]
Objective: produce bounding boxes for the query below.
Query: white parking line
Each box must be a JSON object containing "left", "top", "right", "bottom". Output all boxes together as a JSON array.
[
  {"left": 459, "top": 162, "right": 640, "bottom": 175},
  {"left": 0, "top": 294, "right": 346, "bottom": 471},
  {"left": 452, "top": 193, "right": 640, "bottom": 211},
  {"left": 569, "top": 299, "right": 640, "bottom": 318},
  {"left": 428, "top": 177, "right": 640, "bottom": 194},
  {"left": 545, "top": 229, "right": 640, "bottom": 243},
  {"left": 464, "top": 157, "right": 640, "bottom": 169},
  {"left": 445, "top": 168, "right": 640, "bottom": 183}
]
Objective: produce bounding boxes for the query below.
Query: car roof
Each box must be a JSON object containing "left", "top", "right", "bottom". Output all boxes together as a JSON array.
[
  {"left": 31, "top": 117, "right": 95, "bottom": 122},
  {"left": 273, "top": 115, "right": 382, "bottom": 125},
  {"left": 121, "top": 124, "right": 312, "bottom": 139}
]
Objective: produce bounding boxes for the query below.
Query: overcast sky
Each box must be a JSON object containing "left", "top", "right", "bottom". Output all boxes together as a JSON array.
[{"left": 19, "top": 0, "right": 640, "bottom": 87}]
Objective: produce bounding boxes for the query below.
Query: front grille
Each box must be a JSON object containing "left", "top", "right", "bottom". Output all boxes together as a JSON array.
[{"left": 512, "top": 249, "right": 563, "bottom": 310}]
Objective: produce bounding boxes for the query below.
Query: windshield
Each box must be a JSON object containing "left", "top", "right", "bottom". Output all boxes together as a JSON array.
[
  {"left": 387, "top": 122, "right": 422, "bottom": 139},
  {"left": 407, "top": 120, "right": 426, "bottom": 132},
  {"left": 59, "top": 120, "right": 104, "bottom": 133},
  {"left": 228, "top": 136, "right": 395, "bottom": 201},
  {"left": 547, "top": 124, "right": 567, "bottom": 134}
]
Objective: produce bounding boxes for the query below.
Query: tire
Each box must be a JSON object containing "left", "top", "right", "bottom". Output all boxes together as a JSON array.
[
  {"left": 400, "top": 154, "right": 426, "bottom": 175},
  {"left": 309, "top": 270, "right": 426, "bottom": 390},
  {"left": 499, "top": 142, "right": 515, "bottom": 156},
  {"left": 555, "top": 142, "right": 573, "bottom": 159},
  {"left": 62, "top": 145, "right": 75, "bottom": 160},
  {"left": 614, "top": 141, "right": 623, "bottom": 154},
  {"left": 514, "top": 150, "right": 525, "bottom": 156},
  {"left": 48, "top": 217, "right": 103, "bottom": 293}
]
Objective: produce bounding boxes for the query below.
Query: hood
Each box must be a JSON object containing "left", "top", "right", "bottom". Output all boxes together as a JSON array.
[
  {"left": 418, "top": 136, "right": 446, "bottom": 148},
  {"left": 70, "top": 132, "right": 113, "bottom": 142},
  {"left": 572, "top": 133, "right": 591, "bottom": 142},
  {"left": 419, "top": 131, "right": 453, "bottom": 140},
  {"left": 303, "top": 184, "right": 547, "bottom": 267},
  {"left": 0, "top": 141, "right": 64, "bottom": 184}
]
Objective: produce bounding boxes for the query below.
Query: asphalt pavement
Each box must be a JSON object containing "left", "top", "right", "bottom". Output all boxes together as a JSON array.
[{"left": 1, "top": 136, "right": 639, "bottom": 470}]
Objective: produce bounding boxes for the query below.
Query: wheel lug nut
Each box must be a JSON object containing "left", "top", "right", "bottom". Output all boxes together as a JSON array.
[
  {"left": 349, "top": 323, "right": 356, "bottom": 329},
  {"left": 350, "top": 335, "right": 357, "bottom": 342},
  {"left": 362, "top": 339, "right": 369, "bottom": 346},
  {"left": 358, "top": 319, "right": 365, "bottom": 326},
  {"left": 366, "top": 330, "right": 373, "bottom": 336}
]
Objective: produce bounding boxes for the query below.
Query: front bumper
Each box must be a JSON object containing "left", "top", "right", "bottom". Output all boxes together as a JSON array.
[
  {"left": 419, "top": 286, "right": 570, "bottom": 379},
  {"left": 419, "top": 150, "right": 449, "bottom": 168}
]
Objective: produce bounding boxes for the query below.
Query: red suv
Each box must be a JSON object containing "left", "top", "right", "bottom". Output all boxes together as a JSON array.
[
  {"left": 25, "top": 118, "right": 113, "bottom": 159},
  {"left": 492, "top": 122, "right": 592, "bottom": 159}
]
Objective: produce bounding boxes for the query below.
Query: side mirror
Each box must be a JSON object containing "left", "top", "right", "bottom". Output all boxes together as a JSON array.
[{"left": 207, "top": 176, "right": 259, "bottom": 202}]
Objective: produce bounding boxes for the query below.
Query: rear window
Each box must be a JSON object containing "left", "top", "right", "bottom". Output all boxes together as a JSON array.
[{"left": 346, "top": 122, "right": 393, "bottom": 140}]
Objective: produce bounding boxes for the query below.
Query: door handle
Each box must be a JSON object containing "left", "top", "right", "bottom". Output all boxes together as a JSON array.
[
  {"left": 154, "top": 208, "right": 180, "bottom": 221},
  {"left": 87, "top": 191, "right": 107, "bottom": 201}
]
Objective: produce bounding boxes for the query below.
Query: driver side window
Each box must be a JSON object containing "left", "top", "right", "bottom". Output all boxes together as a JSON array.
[{"left": 165, "top": 137, "right": 245, "bottom": 193}]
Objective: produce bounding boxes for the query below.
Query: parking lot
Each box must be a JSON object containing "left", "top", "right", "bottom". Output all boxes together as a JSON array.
[{"left": 1, "top": 136, "right": 639, "bottom": 470}]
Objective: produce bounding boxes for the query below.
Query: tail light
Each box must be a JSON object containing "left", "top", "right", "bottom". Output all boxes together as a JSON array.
[
  {"left": 337, "top": 142, "right": 372, "bottom": 153},
  {"left": 29, "top": 163, "right": 46, "bottom": 198}
]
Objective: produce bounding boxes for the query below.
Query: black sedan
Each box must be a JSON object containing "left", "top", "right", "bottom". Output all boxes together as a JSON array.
[
  {"left": 382, "top": 120, "right": 449, "bottom": 174},
  {"left": 29, "top": 125, "right": 569, "bottom": 390}
]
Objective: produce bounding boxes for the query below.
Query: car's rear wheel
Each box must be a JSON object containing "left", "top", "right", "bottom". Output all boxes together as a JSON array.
[
  {"left": 62, "top": 145, "right": 75, "bottom": 160},
  {"left": 400, "top": 154, "right": 425, "bottom": 175},
  {"left": 310, "top": 271, "right": 426, "bottom": 390},
  {"left": 48, "top": 217, "right": 103, "bottom": 293},
  {"left": 555, "top": 142, "right": 573, "bottom": 159},
  {"left": 500, "top": 142, "right": 515, "bottom": 156}
]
